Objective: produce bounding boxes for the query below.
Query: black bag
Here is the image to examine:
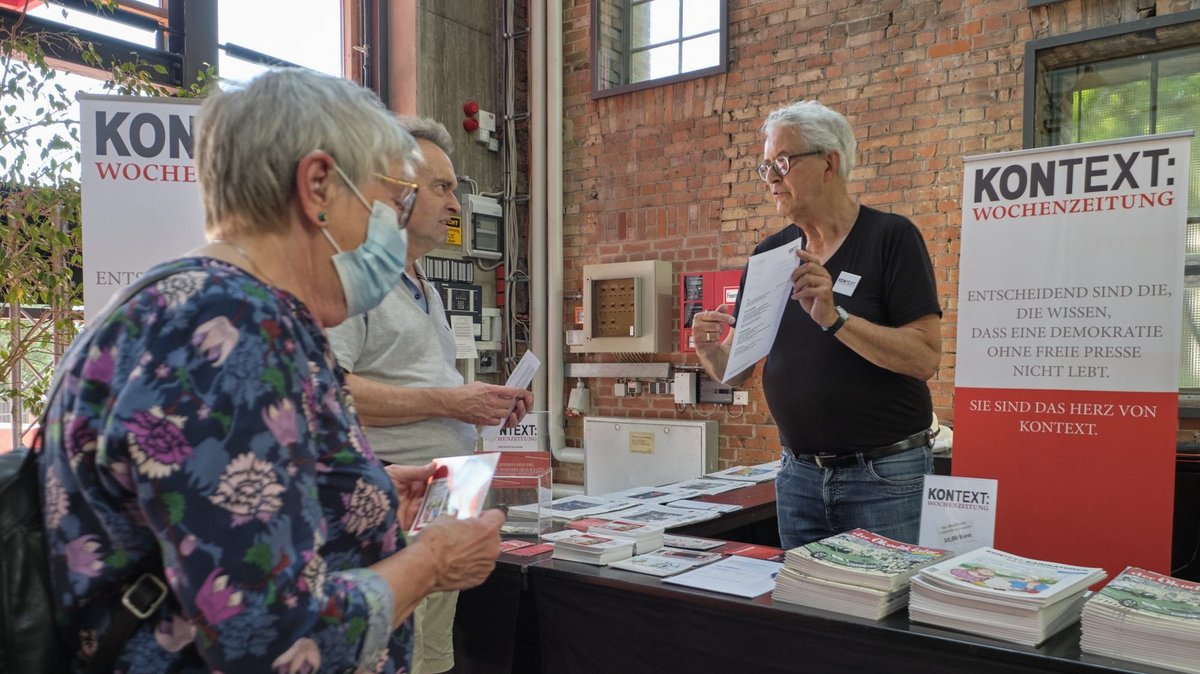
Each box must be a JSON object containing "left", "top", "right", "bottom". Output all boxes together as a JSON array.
[
  {"left": 0, "top": 266, "right": 182, "bottom": 674},
  {"left": 0, "top": 445, "right": 68, "bottom": 674}
]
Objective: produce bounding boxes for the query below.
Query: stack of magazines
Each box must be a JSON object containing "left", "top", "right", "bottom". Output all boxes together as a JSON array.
[
  {"left": 772, "top": 529, "right": 953, "bottom": 619},
  {"left": 549, "top": 532, "right": 635, "bottom": 565},
  {"left": 909, "top": 547, "right": 1106, "bottom": 646},
  {"left": 1080, "top": 566, "right": 1200, "bottom": 673},
  {"left": 587, "top": 520, "right": 665, "bottom": 554}
]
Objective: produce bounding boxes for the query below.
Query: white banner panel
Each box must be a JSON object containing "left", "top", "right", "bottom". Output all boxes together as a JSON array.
[
  {"left": 954, "top": 132, "right": 1190, "bottom": 577},
  {"left": 79, "top": 94, "right": 206, "bottom": 319},
  {"left": 957, "top": 132, "right": 1191, "bottom": 393}
]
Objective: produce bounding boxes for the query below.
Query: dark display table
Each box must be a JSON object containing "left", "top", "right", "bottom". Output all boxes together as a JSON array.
[
  {"left": 453, "top": 456, "right": 1200, "bottom": 674},
  {"left": 531, "top": 557, "right": 1178, "bottom": 674},
  {"left": 454, "top": 546, "right": 1179, "bottom": 674}
]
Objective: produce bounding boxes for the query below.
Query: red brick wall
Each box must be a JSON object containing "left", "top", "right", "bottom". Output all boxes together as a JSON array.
[{"left": 556, "top": 0, "right": 1200, "bottom": 475}]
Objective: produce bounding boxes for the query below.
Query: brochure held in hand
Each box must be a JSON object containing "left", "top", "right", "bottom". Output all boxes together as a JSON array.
[{"left": 409, "top": 453, "right": 501, "bottom": 536}]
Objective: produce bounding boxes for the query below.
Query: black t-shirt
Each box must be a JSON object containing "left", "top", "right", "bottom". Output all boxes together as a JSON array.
[{"left": 735, "top": 206, "right": 941, "bottom": 454}]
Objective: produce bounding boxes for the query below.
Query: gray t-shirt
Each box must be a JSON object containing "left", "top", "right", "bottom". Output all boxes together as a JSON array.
[{"left": 326, "top": 273, "right": 478, "bottom": 465}]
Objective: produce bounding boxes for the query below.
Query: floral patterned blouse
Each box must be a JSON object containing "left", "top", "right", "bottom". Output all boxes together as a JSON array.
[{"left": 38, "top": 257, "right": 410, "bottom": 673}]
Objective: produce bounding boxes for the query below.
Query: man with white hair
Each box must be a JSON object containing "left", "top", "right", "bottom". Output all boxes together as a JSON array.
[{"left": 692, "top": 101, "right": 942, "bottom": 549}]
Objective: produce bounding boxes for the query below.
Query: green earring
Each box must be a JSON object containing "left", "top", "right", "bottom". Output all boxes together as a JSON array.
[{"left": 318, "top": 211, "right": 327, "bottom": 222}]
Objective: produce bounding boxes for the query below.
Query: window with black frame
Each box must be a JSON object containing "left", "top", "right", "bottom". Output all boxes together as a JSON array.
[
  {"left": 1029, "top": 14, "right": 1200, "bottom": 400},
  {"left": 592, "top": 0, "right": 726, "bottom": 98}
]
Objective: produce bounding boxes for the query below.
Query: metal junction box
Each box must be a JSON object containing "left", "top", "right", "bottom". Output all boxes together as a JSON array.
[
  {"left": 575, "top": 260, "right": 673, "bottom": 353},
  {"left": 582, "top": 417, "right": 718, "bottom": 495}
]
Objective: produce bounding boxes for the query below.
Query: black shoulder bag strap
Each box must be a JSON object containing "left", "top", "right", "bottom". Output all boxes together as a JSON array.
[{"left": 36, "top": 264, "right": 190, "bottom": 674}]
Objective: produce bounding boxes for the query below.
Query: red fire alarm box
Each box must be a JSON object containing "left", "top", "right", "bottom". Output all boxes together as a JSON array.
[{"left": 679, "top": 270, "right": 742, "bottom": 352}]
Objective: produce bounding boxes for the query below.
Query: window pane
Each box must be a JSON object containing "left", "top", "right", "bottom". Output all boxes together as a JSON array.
[
  {"left": 1037, "top": 41, "right": 1200, "bottom": 393},
  {"left": 218, "top": 0, "right": 343, "bottom": 79},
  {"left": 681, "top": 0, "right": 720, "bottom": 38},
  {"left": 1156, "top": 48, "right": 1200, "bottom": 222},
  {"left": 631, "top": 44, "right": 679, "bottom": 82},
  {"left": 1150, "top": 49, "right": 1200, "bottom": 390},
  {"left": 27, "top": 4, "right": 158, "bottom": 47},
  {"left": 681, "top": 33, "right": 720, "bottom": 73},
  {"left": 1073, "top": 58, "right": 1152, "bottom": 143},
  {"left": 630, "top": 0, "right": 680, "bottom": 49},
  {"left": 1182, "top": 285, "right": 1200, "bottom": 389},
  {"left": 121, "top": 0, "right": 165, "bottom": 12}
]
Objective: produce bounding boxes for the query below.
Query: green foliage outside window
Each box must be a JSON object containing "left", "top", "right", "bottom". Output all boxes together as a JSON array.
[{"left": 1, "top": 1, "right": 213, "bottom": 425}]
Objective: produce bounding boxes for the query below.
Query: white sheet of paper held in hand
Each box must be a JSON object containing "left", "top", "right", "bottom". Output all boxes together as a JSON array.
[
  {"left": 480, "top": 350, "right": 540, "bottom": 439},
  {"left": 722, "top": 241, "right": 802, "bottom": 383}
]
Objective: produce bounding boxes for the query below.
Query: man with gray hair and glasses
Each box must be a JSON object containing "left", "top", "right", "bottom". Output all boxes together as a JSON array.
[
  {"left": 692, "top": 100, "right": 942, "bottom": 549},
  {"left": 327, "top": 116, "right": 531, "bottom": 674}
]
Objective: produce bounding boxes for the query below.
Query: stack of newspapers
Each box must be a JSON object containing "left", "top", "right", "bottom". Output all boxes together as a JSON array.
[
  {"left": 909, "top": 547, "right": 1106, "bottom": 646},
  {"left": 772, "top": 529, "right": 953, "bottom": 620},
  {"left": 1080, "top": 566, "right": 1200, "bottom": 673},
  {"left": 549, "top": 532, "right": 635, "bottom": 565},
  {"left": 586, "top": 519, "right": 665, "bottom": 554}
]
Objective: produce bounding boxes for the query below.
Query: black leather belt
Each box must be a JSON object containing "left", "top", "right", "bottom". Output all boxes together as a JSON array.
[{"left": 786, "top": 429, "right": 933, "bottom": 469}]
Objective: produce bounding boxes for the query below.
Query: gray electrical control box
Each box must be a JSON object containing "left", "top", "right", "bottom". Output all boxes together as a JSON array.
[{"left": 698, "top": 375, "right": 734, "bottom": 405}]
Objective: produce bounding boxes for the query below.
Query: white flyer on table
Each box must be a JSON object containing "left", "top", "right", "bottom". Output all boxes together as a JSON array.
[
  {"left": 722, "top": 241, "right": 802, "bottom": 383},
  {"left": 481, "top": 350, "right": 540, "bottom": 439},
  {"left": 918, "top": 474, "right": 998, "bottom": 554},
  {"left": 663, "top": 555, "right": 782, "bottom": 598}
]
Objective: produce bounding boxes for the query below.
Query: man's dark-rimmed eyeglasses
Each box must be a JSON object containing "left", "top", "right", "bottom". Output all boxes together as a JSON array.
[{"left": 756, "top": 150, "right": 824, "bottom": 181}]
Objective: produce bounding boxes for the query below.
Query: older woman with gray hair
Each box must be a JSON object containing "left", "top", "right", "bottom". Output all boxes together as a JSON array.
[
  {"left": 38, "top": 68, "right": 501, "bottom": 673},
  {"left": 692, "top": 100, "right": 942, "bottom": 549}
]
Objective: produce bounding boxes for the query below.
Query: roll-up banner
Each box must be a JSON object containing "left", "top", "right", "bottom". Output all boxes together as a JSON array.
[
  {"left": 79, "top": 94, "right": 206, "bottom": 319},
  {"left": 954, "top": 132, "right": 1191, "bottom": 576}
]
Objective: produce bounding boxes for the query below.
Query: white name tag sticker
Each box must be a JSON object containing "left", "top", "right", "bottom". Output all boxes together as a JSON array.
[{"left": 833, "top": 271, "right": 861, "bottom": 296}]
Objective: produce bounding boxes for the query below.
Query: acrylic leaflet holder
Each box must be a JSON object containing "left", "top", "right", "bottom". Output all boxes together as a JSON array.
[{"left": 489, "top": 451, "right": 553, "bottom": 536}]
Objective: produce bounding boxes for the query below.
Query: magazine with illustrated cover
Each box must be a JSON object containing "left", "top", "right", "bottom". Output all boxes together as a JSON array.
[
  {"left": 909, "top": 546, "right": 1106, "bottom": 647},
  {"left": 609, "top": 548, "right": 724, "bottom": 577},
  {"left": 1086, "top": 566, "right": 1200, "bottom": 623},
  {"left": 1080, "top": 566, "right": 1200, "bottom": 673},
  {"left": 914, "top": 546, "right": 1106, "bottom": 606},
  {"left": 409, "top": 453, "right": 501, "bottom": 535},
  {"left": 785, "top": 529, "right": 954, "bottom": 592}
]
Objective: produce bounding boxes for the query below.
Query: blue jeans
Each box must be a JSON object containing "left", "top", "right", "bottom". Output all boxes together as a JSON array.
[{"left": 775, "top": 445, "right": 932, "bottom": 549}]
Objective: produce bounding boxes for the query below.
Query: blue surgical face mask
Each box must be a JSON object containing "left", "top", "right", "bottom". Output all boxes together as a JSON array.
[{"left": 325, "top": 164, "right": 410, "bottom": 317}]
